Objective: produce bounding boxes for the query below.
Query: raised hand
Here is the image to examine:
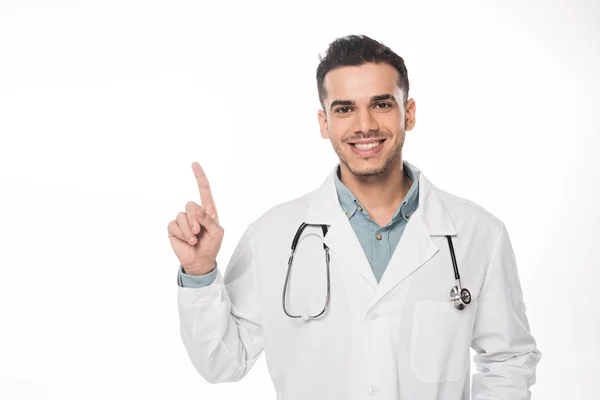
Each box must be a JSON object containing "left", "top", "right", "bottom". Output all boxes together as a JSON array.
[{"left": 167, "top": 162, "right": 225, "bottom": 276}]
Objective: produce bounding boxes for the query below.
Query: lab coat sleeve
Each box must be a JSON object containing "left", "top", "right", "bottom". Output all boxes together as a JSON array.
[
  {"left": 471, "top": 221, "right": 542, "bottom": 400},
  {"left": 177, "top": 224, "right": 263, "bottom": 384},
  {"left": 178, "top": 264, "right": 218, "bottom": 288}
]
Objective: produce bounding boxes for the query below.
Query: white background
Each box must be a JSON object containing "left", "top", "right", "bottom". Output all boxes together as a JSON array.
[{"left": 1, "top": 0, "right": 598, "bottom": 398}]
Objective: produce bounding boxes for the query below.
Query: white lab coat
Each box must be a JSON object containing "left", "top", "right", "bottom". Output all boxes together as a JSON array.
[{"left": 177, "top": 160, "right": 542, "bottom": 400}]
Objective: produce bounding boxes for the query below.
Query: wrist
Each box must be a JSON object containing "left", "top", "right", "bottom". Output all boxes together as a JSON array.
[{"left": 181, "top": 261, "right": 217, "bottom": 276}]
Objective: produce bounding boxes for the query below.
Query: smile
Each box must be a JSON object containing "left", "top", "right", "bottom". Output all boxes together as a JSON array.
[
  {"left": 348, "top": 139, "right": 386, "bottom": 157},
  {"left": 351, "top": 140, "right": 384, "bottom": 150}
]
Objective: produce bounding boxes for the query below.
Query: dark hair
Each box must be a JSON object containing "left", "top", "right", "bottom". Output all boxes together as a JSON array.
[{"left": 316, "top": 34, "right": 410, "bottom": 112}]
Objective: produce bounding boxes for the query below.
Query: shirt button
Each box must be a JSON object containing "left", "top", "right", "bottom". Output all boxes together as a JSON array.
[
  {"left": 367, "top": 385, "right": 379, "bottom": 395},
  {"left": 346, "top": 211, "right": 351, "bottom": 217},
  {"left": 376, "top": 233, "right": 382, "bottom": 240},
  {"left": 404, "top": 213, "right": 410, "bottom": 219},
  {"left": 358, "top": 205, "right": 363, "bottom": 211}
]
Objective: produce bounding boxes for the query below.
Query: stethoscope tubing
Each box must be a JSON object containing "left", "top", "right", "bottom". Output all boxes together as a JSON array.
[{"left": 282, "top": 222, "right": 471, "bottom": 321}]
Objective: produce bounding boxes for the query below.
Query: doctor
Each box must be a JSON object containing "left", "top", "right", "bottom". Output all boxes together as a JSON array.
[{"left": 168, "top": 34, "right": 542, "bottom": 399}]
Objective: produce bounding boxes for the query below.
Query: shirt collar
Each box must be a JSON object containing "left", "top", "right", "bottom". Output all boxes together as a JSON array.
[{"left": 333, "top": 160, "right": 420, "bottom": 223}]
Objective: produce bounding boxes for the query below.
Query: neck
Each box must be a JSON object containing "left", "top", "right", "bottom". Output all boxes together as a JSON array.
[{"left": 339, "top": 157, "right": 411, "bottom": 213}]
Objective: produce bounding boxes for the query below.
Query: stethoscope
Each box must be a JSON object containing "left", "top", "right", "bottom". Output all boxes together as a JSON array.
[{"left": 282, "top": 222, "right": 472, "bottom": 322}]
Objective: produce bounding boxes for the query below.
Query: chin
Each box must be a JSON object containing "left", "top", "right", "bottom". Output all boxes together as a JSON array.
[
  {"left": 344, "top": 159, "right": 389, "bottom": 177},
  {"left": 350, "top": 166, "right": 387, "bottom": 177}
]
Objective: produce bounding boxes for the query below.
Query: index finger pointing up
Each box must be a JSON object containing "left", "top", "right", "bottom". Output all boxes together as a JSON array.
[{"left": 192, "top": 162, "right": 217, "bottom": 214}]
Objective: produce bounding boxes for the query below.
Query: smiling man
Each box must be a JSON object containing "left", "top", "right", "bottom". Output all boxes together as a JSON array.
[
  {"left": 170, "top": 34, "right": 541, "bottom": 400},
  {"left": 317, "top": 59, "right": 415, "bottom": 229}
]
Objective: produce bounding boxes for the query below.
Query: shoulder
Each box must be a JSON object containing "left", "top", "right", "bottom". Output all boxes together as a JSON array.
[
  {"left": 247, "top": 187, "right": 319, "bottom": 234},
  {"left": 434, "top": 185, "right": 505, "bottom": 237}
]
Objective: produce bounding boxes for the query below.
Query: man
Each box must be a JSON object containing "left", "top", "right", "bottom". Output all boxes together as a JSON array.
[{"left": 167, "top": 34, "right": 542, "bottom": 399}]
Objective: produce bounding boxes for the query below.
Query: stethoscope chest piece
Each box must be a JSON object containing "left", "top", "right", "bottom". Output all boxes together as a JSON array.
[{"left": 450, "top": 285, "right": 471, "bottom": 311}]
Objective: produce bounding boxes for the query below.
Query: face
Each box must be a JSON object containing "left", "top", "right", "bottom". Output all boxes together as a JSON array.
[{"left": 318, "top": 62, "right": 416, "bottom": 177}]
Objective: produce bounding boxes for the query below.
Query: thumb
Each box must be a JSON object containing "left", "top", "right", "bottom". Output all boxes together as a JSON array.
[{"left": 197, "top": 207, "right": 223, "bottom": 241}]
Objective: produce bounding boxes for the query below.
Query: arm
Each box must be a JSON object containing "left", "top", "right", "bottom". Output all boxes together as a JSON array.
[
  {"left": 177, "top": 224, "right": 263, "bottom": 383},
  {"left": 471, "top": 222, "right": 542, "bottom": 399}
]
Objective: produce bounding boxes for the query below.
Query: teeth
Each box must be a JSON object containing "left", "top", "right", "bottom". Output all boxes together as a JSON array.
[{"left": 354, "top": 141, "right": 381, "bottom": 150}]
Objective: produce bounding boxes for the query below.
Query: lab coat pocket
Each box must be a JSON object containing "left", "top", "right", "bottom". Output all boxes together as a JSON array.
[{"left": 409, "top": 300, "right": 477, "bottom": 383}]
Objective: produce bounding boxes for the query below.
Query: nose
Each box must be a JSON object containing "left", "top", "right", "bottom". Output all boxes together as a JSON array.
[{"left": 356, "top": 107, "right": 379, "bottom": 135}]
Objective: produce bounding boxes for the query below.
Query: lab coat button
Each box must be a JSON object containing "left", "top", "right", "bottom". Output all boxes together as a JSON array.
[
  {"left": 367, "top": 385, "right": 379, "bottom": 395},
  {"left": 370, "top": 312, "right": 380, "bottom": 320}
]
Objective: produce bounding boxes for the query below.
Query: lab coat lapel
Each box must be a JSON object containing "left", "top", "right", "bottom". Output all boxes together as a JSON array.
[
  {"left": 371, "top": 162, "right": 457, "bottom": 309},
  {"left": 304, "top": 165, "right": 379, "bottom": 289},
  {"left": 323, "top": 211, "right": 379, "bottom": 289}
]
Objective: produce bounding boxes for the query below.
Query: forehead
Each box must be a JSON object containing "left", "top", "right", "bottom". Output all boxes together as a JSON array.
[{"left": 323, "top": 62, "right": 401, "bottom": 102}]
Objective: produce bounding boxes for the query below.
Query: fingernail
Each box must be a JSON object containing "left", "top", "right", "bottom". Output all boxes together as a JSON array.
[
  {"left": 199, "top": 208, "right": 204, "bottom": 217},
  {"left": 189, "top": 236, "right": 196, "bottom": 243},
  {"left": 192, "top": 224, "right": 197, "bottom": 232}
]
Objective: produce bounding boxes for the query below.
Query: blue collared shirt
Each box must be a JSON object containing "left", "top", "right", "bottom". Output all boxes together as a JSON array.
[
  {"left": 177, "top": 161, "right": 419, "bottom": 287},
  {"left": 332, "top": 161, "right": 419, "bottom": 282}
]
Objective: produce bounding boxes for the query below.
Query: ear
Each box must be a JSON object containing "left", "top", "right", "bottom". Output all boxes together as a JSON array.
[
  {"left": 318, "top": 109, "right": 329, "bottom": 139},
  {"left": 404, "top": 99, "right": 416, "bottom": 131}
]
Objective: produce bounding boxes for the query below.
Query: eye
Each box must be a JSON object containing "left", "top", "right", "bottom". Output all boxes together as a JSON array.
[
  {"left": 335, "top": 107, "right": 352, "bottom": 114},
  {"left": 375, "top": 102, "right": 391, "bottom": 109}
]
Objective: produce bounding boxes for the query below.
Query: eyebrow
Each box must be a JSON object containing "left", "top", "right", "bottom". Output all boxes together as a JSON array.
[{"left": 329, "top": 94, "right": 397, "bottom": 111}]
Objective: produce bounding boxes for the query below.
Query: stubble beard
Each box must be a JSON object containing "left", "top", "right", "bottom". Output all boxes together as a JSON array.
[{"left": 334, "top": 128, "right": 406, "bottom": 178}]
